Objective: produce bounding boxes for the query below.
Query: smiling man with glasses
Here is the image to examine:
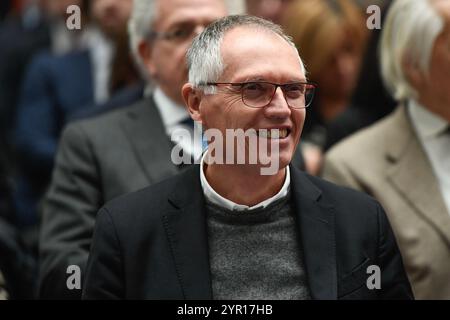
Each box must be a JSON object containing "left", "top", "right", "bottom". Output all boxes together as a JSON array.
[
  {"left": 83, "top": 15, "right": 413, "bottom": 300},
  {"left": 202, "top": 81, "right": 316, "bottom": 109}
]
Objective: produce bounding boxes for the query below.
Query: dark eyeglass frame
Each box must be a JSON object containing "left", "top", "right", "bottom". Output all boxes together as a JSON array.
[
  {"left": 148, "top": 30, "right": 192, "bottom": 41},
  {"left": 202, "top": 81, "right": 317, "bottom": 109},
  {"left": 148, "top": 24, "right": 202, "bottom": 42}
]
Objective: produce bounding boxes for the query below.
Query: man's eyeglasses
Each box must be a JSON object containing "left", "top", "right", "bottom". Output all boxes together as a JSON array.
[
  {"left": 148, "top": 24, "right": 202, "bottom": 42},
  {"left": 201, "top": 81, "right": 317, "bottom": 109}
]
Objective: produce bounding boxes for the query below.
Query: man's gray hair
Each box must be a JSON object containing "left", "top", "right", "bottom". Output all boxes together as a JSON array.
[
  {"left": 187, "top": 15, "right": 305, "bottom": 93},
  {"left": 128, "top": 0, "right": 157, "bottom": 79},
  {"left": 380, "top": 0, "right": 445, "bottom": 101},
  {"left": 128, "top": 0, "right": 244, "bottom": 80}
]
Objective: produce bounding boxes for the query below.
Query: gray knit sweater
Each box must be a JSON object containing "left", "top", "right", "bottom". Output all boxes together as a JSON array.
[{"left": 205, "top": 194, "right": 311, "bottom": 300}]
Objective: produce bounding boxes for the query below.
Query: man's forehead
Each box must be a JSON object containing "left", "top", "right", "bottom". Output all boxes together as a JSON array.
[
  {"left": 155, "top": 0, "right": 226, "bottom": 27},
  {"left": 221, "top": 26, "right": 296, "bottom": 57},
  {"left": 221, "top": 26, "right": 304, "bottom": 81},
  {"left": 227, "top": 68, "right": 305, "bottom": 83}
]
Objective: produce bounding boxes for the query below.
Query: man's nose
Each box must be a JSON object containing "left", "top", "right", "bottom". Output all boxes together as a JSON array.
[{"left": 264, "top": 87, "right": 291, "bottom": 118}]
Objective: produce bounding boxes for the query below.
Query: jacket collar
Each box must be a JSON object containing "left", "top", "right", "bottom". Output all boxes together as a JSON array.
[
  {"left": 290, "top": 165, "right": 338, "bottom": 299},
  {"left": 163, "top": 166, "right": 212, "bottom": 299},
  {"left": 120, "top": 96, "right": 179, "bottom": 185},
  {"left": 163, "top": 164, "right": 338, "bottom": 299},
  {"left": 386, "top": 106, "right": 450, "bottom": 247}
]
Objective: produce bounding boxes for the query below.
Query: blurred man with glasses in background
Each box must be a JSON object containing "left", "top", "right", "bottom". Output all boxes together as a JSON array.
[{"left": 39, "top": 0, "right": 230, "bottom": 299}]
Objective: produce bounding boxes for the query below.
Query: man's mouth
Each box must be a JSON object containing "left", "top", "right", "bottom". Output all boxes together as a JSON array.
[{"left": 256, "top": 128, "right": 290, "bottom": 139}]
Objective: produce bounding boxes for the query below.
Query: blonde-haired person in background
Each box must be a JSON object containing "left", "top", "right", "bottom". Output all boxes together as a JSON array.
[
  {"left": 282, "top": 0, "right": 368, "bottom": 175},
  {"left": 323, "top": 0, "right": 450, "bottom": 299}
]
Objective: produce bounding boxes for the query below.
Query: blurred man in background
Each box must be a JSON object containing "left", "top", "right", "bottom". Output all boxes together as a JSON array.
[
  {"left": 323, "top": 0, "right": 450, "bottom": 299},
  {"left": 1, "top": 138, "right": 36, "bottom": 299},
  {"left": 13, "top": 0, "right": 134, "bottom": 229},
  {"left": 0, "top": 0, "right": 91, "bottom": 299},
  {"left": 0, "top": 0, "right": 88, "bottom": 177},
  {"left": 39, "top": 0, "right": 230, "bottom": 300},
  {"left": 0, "top": 0, "right": 88, "bottom": 144}
]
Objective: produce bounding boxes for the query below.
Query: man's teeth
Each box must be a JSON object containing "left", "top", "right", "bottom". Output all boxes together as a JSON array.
[{"left": 258, "top": 129, "right": 288, "bottom": 139}]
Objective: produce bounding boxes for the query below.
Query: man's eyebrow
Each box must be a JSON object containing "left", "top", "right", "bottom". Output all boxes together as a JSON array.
[
  {"left": 237, "top": 76, "right": 307, "bottom": 83},
  {"left": 288, "top": 78, "right": 307, "bottom": 83},
  {"left": 166, "top": 20, "right": 193, "bottom": 29},
  {"left": 236, "top": 76, "right": 265, "bottom": 82},
  {"left": 162, "top": 16, "right": 200, "bottom": 30}
]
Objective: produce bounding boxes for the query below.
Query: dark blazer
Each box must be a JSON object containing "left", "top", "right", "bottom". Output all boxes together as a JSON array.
[
  {"left": 68, "top": 82, "right": 145, "bottom": 122},
  {"left": 39, "top": 96, "right": 306, "bottom": 299},
  {"left": 0, "top": 216, "right": 37, "bottom": 299},
  {"left": 12, "top": 50, "right": 94, "bottom": 226},
  {"left": 82, "top": 165, "right": 413, "bottom": 300},
  {"left": 0, "top": 15, "right": 50, "bottom": 144},
  {"left": 39, "top": 97, "right": 174, "bottom": 299},
  {"left": 0, "top": 137, "right": 14, "bottom": 223}
]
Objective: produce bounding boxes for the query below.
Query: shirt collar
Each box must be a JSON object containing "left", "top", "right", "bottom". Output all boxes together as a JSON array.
[
  {"left": 200, "top": 150, "right": 291, "bottom": 211},
  {"left": 409, "top": 99, "right": 449, "bottom": 139},
  {"left": 153, "top": 87, "right": 189, "bottom": 128},
  {"left": 84, "top": 27, "right": 114, "bottom": 57}
]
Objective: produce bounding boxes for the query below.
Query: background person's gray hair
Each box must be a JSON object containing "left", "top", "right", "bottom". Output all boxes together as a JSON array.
[
  {"left": 128, "top": 0, "right": 245, "bottom": 81},
  {"left": 380, "top": 0, "right": 444, "bottom": 101},
  {"left": 128, "top": 0, "right": 157, "bottom": 80},
  {"left": 187, "top": 15, "right": 306, "bottom": 94}
]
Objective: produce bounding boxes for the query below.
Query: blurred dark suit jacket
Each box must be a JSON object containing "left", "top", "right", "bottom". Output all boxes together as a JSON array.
[
  {"left": 39, "top": 96, "right": 305, "bottom": 299},
  {"left": 12, "top": 50, "right": 94, "bottom": 227},
  {"left": 82, "top": 164, "right": 413, "bottom": 300},
  {"left": 323, "top": 106, "right": 450, "bottom": 299},
  {"left": 15, "top": 50, "right": 94, "bottom": 179},
  {"left": 69, "top": 82, "right": 145, "bottom": 122},
  {"left": 0, "top": 15, "right": 50, "bottom": 145}
]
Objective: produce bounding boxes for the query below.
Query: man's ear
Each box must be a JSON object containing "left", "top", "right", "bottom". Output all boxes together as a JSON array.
[
  {"left": 402, "top": 53, "right": 424, "bottom": 90},
  {"left": 138, "top": 40, "right": 157, "bottom": 78},
  {"left": 182, "top": 83, "right": 203, "bottom": 124}
]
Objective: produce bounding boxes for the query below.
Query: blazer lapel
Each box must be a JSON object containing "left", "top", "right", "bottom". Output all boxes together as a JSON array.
[
  {"left": 386, "top": 107, "right": 450, "bottom": 247},
  {"left": 290, "top": 166, "right": 338, "bottom": 300},
  {"left": 162, "top": 165, "right": 338, "bottom": 299},
  {"left": 163, "top": 166, "right": 212, "bottom": 299},
  {"left": 120, "top": 96, "right": 179, "bottom": 185}
]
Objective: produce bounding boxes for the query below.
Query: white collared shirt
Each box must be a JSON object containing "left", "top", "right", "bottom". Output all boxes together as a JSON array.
[
  {"left": 85, "top": 27, "right": 115, "bottom": 104},
  {"left": 153, "top": 87, "right": 204, "bottom": 160},
  {"left": 409, "top": 99, "right": 450, "bottom": 215},
  {"left": 200, "top": 150, "right": 291, "bottom": 211}
]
